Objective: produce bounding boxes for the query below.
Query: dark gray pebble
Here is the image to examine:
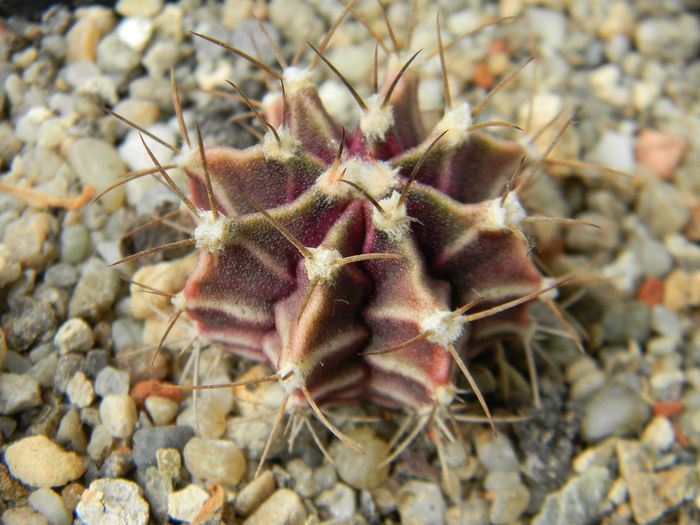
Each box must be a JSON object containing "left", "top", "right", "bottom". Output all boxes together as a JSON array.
[
  {"left": 2, "top": 296, "right": 57, "bottom": 351},
  {"left": 132, "top": 426, "right": 194, "bottom": 469},
  {"left": 79, "top": 349, "right": 110, "bottom": 378},
  {"left": 100, "top": 449, "right": 135, "bottom": 479}
]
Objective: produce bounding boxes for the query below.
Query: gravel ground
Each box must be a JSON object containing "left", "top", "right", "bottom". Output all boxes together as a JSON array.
[{"left": 0, "top": 0, "right": 699, "bottom": 524}]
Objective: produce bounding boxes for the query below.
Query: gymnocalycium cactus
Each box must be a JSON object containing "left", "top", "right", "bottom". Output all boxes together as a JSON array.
[
  {"left": 111, "top": 13, "right": 583, "bottom": 460},
  {"left": 177, "top": 43, "right": 551, "bottom": 418}
]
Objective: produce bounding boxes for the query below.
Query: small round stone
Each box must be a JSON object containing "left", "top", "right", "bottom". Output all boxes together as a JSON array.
[
  {"left": 331, "top": 426, "right": 390, "bottom": 490},
  {"left": 167, "top": 484, "right": 210, "bottom": 523},
  {"left": 242, "top": 489, "right": 306, "bottom": 525},
  {"left": 54, "top": 318, "right": 94, "bottom": 354},
  {"left": 316, "top": 483, "right": 356, "bottom": 521},
  {"left": 0, "top": 373, "right": 41, "bottom": 414},
  {"left": 66, "top": 371, "right": 94, "bottom": 408},
  {"left": 76, "top": 479, "right": 149, "bottom": 525},
  {"left": 94, "top": 366, "right": 130, "bottom": 397},
  {"left": 183, "top": 437, "right": 246, "bottom": 486},
  {"left": 397, "top": 481, "right": 446, "bottom": 525},
  {"left": 99, "top": 394, "right": 137, "bottom": 439},
  {"left": 28, "top": 488, "right": 71, "bottom": 525},
  {"left": 2, "top": 506, "right": 49, "bottom": 525},
  {"left": 5, "top": 435, "right": 85, "bottom": 488},
  {"left": 86, "top": 425, "right": 114, "bottom": 462},
  {"left": 132, "top": 426, "right": 194, "bottom": 468},
  {"left": 583, "top": 382, "right": 651, "bottom": 442},
  {"left": 235, "top": 471, "right": 276, "bottom": 517},
  {"left": 145, "top": 396, "right": 179, "bottom": 425}
]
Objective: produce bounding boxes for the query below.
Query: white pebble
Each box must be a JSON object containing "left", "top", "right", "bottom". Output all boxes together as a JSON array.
[
  {"left": 28, "top": 488, "right": 71, "bottom": 525},
  {"left": 100, "top": 394, "right": 137, "bottom": 439},
  {"left": 66, "top": 371, "right": 94, "bottom": 408},
  {"left": 145, "top": 396, "right": 179, "bottom": 425},
  {"left": 641, "top": 416, "right": 675, "bottom": 451},
  {"left": 68, "top": 138, "right": 126, "bottom": 213},
  {"left": 167, "top": 484, "right": 209, "bottom": 523},
  {"left": 54, "top": 318, "right": 94, "bottom": 354},
  {"left": 183, "top": 437, "right": 246, "bottom": 486},
  {"left": 117, "top": 17, "right": 154, "bottom": 51}
]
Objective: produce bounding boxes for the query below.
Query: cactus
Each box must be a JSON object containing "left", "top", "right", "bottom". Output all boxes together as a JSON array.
[{"left": 108, "top": 11, "right": 596, "bottom": 465}]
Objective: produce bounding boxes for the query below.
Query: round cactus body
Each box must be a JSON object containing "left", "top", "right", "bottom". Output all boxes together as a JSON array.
[{"left": 179, "top": 57, "right": 543, "bottom": 416}]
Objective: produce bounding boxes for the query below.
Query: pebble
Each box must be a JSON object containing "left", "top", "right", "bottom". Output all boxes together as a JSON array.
[
  {"left": 235, "top": 470, "right": 276, "bottom": 517},
  {"left": 634, "top": 15, "right": 700, "bottom": 61},
  {"left": 489, "top": 484, "right": 530, "bottom": 525},
  {"left": 59, "top": 223, "right": 90, "bottom": 264},
  {"left": 600, "top": 301, "right": 651, "bottom": 345},
  {"left": 313, "top": 462, "right": 337, "bottom": 491},
  {"left": 183, "top": 437, "right": 246, "bottom": 486},
  {"left": 0, "top": 373, "right": 41, "bottom": 414},
  {"left": 635, "top": 128, "right": 688, "bottom": 180},
  {"left": 156, "top": 448, "right": 181, "bottom": 479},
  {"left": 446, "top": 493, "right": 489, "bottom": 525},
  {"left": 99, "top": 394, "right": 137, "bottom": 439},
  {"left": 117, "top": 17, "right": 154, "bottom": 52},
  {"left": 588, "top": 128, "right": 636, "bottom": 174},
  {"left": 641, "top": 416, "right": 676, "bottom": 452},
  {"left": 136, "top": 466, "right": 172, "bottom": 521},
  {"left": 626, "top": 466, "right": 696, "bottom": 524},
  {"left": 317, "top": 482, "right": 356, "bottom": 520},
  {"left": 132, "top": 426, "right": 194, "bottom": 468},
  {"left": 44, "top": 263, "right": 78, "bottom": 288},
  {"left": 86, "top": 425, "right": 114, "bottom": 462},
  {"left": 565, "top": 212, "right": 619, "bottom": 253},
  {"left": 116, "top": 0, "right": 163, "bottom": 18},
  {"left": 94, "top": 366, "right": 130, "bottom": 397},
  {"left": 112, "top": 98, "right": 159, "bottom": 129},
  {"left": 66, "top": 371, "right": 95, "bottom": 408},
  {"left": 665, "top": 233, "right": 700, "bottom": 269},
  {"left": 5, "top": 435, "right": 85, "bottom": 488},
  {"left": 532, "top": 467, "right": 611, "bottom": 525},
  {"left": 145, "top": 396, "right": 179, "bottom": 425},
  {"left": 54, "top": 318, "right": 93, "bottom": 354},
  {"left": 475, "top": 432, "right": 519, "bottom": 473},
  {"left": 636, "top": 181, "right": 690, "bottom": 238},
  {"left": 287, "top": 458, "right": 320, "bottom": 498},
  {"left": 398, "top": 481, "right": 446, "bottom": 525},
  {"left": 99, "top": 449, "right": 134, "bottom": 479},
  {"left": 3, "top": 296, "right": 57, "bottom": 352},
  {"left": 242, "top": 488, "right": 306, "bottom": 525},
  {"left": 76, "top": 478, "right": 149, "bottom": 525},
  {"left": 28, "top": 488, "right": 71, "bottom": 525},
  {"left": 663, "top": 269, "right": 700, "bottom": 311},
  {"left": 55, "top": 408, "right": 87, "bottom": 454},
  {"left": 0, "top": 244, "right": 21, "bottom": 287},
  {"left": 65, "top": 10, "right": 114, "bottom": 62},
  {"left": 331, "top": 426, "right": 390, "bottom": 490},
  {"left": 68, "top": 257, "right": 121, "bottom": 322},
  {"left": 167, "top": 484, "right": 209, "bottom": 523},
  {"left": 582, "top": 381, "right": 651, "bottom": 442},
  {"left": 143, "top": 41, "right": 180, "bottom": 77},
  {"left": 176, "top": 399, "right": 228, "bottom": 439},
  {"left": 68, "top": 138, "right": 127, "bottom": 213},
  {"left": 3, "top": 212, "right": 57, "bottom": 271},
  {"left": 2, "top": 506, "right": 49, "bottom": 525}
]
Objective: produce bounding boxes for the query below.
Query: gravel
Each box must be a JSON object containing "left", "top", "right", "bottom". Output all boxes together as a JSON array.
[{"left": 0, "top": 0, "right": 698, "bottom": 522}]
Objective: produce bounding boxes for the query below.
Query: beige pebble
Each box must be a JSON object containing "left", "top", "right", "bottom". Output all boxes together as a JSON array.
[
  {"left": 112, "top": 99, "right": 159, "bottom": 129},
  {"left": 145, "top": 396, "right": 179, "bottom": 425},
  {"left": 235, "top": 471, "right": 276, "bottom": 516},
  {"left": 5, "top": 435, "right": 85, "bottom": 488},
  {"left": 331, "top": 426, "right": 390, "bottom": 490},
  {"left": 243, "top": 489, "right": 306, "bottom": 525}
]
